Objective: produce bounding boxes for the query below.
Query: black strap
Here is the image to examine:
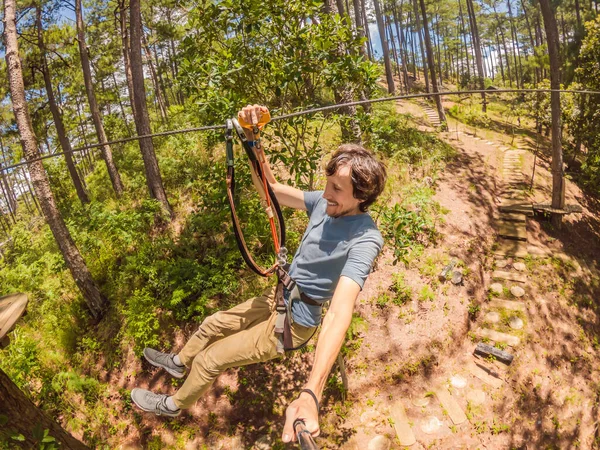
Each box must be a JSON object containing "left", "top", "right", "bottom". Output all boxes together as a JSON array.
[
  {"left": 225, "top": 119, "right": 286, "bottom": 277},
  {"left": 299, "top": 388, "right": 320, "bottom": 412}
]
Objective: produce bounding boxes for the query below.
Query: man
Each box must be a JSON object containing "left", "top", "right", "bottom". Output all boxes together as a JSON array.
[{"left": 131, "top": 105, "right": 386, "bottom": 444}]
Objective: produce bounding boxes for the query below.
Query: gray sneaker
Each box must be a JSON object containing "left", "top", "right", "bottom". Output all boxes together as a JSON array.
[
  {"left": 130, "top": 388, "right": 181, "bottom": 417},
  {"left": 143, "top": 348, "right": 185, "bottom": 379}
]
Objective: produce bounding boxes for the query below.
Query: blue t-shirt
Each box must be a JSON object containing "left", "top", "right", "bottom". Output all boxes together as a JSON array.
[{"left": 287, "top": 191, "right": 384, "bottom": 327}]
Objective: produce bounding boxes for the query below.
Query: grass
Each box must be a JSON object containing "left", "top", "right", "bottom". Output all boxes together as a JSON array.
[{"left": 418, "top": 285, "right": 435, "bottom": 302}]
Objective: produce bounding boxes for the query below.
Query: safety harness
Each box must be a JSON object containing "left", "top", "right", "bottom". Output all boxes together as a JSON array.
[{"left": 225, "top": 115, "right": 320, "bottom": 353}]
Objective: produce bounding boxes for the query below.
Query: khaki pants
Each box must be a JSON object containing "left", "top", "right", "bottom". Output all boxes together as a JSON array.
[{"left": 172, "top": 287, "right": 317, "bottom": 409}]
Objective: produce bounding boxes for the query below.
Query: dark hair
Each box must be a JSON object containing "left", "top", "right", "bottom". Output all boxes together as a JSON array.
[{"left": 325, "top": 144, "right": 387, "bottom": 212}]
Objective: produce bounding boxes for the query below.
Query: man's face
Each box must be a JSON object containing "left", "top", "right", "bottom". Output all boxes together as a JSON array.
[{"left": 323, "top": 165, "right": 363, "bottom": 218}]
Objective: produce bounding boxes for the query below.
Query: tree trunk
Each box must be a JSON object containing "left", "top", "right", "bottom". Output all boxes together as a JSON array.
[
  {"left": 75, "top": 0, "right": 123, "bottom": 197},
  {"left": 495, "top": 27, "right": 505, "bottom": 82},
  {"left": 494, "top": 5, "right": 513, "bottom": 86},
  {"left": 373, "top": 0, "right": 395, "bottom": 93},
  {"left": 360, "top": 0, "right": 374, "bottom": 60},
  {"left": 36, "top": 7, "right": 89, "bottom": 205},
  {"left": 392, "top": 0, "right": 411, "bottom": 92},
  {"left": 129, "top": 0, "right": 173, "bottom": 217},
  {"left": 118, "top": 0, "right": 137, "bottom": 118},
  {"left": 506, "top": 0, "right": 521, "bottom": 88},
  {"left": 459, "top": 0, "right": 471, "bottom": 82},
  {"left": 538, "top": 0, "right": 564, "bottom": 227},
  {"left": 352, "top": 0, "right": 368, "bottom": 58},
  {"left": 0, "top": 368, "right": 89, "bottom": 449},
  {"left": 418, "top": 0, "right": 446, "bottom": 125},
  {"left": 5, "top": 0, "right": 106, "bottom": 319},
  {"left": 413, "top": 0, "right": 430, "bottom": 92},
  {"left": 141, "top": 32, "right": 168, "bottom": 121},
  {"left": 466, "top": 0, "right": 487, "bottom": 111}
]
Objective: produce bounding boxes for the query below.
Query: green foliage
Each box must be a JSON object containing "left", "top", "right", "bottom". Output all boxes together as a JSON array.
[
  {"left": 389, "top": 272, "right": 413, "bottom": 305},
  {"left": 418, "top": 285, "right": 435, "bottom": 302}
]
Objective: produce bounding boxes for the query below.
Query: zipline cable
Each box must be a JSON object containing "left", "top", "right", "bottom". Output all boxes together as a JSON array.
[{"left": 3, "top": 87, "right": 600, "bottom": 173}]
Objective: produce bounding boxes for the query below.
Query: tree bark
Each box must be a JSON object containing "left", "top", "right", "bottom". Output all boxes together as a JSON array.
[
  {"left": 352, "top": 0, "right": 368, "bottom": 58},
  {"left": 538, "top": 0, "right": 564, "bottom": 227},
  {"left": 465, "top": 0, "right": 487, "bottom": 111},
  {"left": 373, "top": 0, "right": 395, "bottom": 93},
  {"left": 459, "top": 0, "right": 471, "bottom": 82},
  {"left": 141, "top": 32, "right": 168, "bottom": 122},
  {"left": 5, "top": 0, "right": 106, "bottom": 319},
  {"left": 129, "top": 0, "right": 173, "bottom": 217},
  {"left": 35, "top": 6, "right": 89, "bottom": 205},
  {"left": 392, "top": 0, "right": 411, "bottom": 92},
  {"left": 75, "top": 0, "right": 123, "bottom": 197},
  {"left": 0, "top": 368, "right": 89, "bottom": 449},
  {"left": 118, "top": 0, "right": 137, "bottom": 118},
  {"left": 419, "top": 0, "right": 446, "bottom": 125},
  {"left": 413, "top": 0, "right": 430, "bottom": 92}
]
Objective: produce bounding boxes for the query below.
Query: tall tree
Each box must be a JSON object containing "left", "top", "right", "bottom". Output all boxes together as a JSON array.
[
  {"left": 129, "top": 0, "right": 173, "bottom": 217},
  {"left": 373, "top": 0, "right": 396, "bottom": 93},
  {"left": 75, "top": 0, "right": 124, "bottom": 197},
  {"left": 0, "top": 368, "right": 89, "bottom": 449},
  {"left": 413, "top": 0, "right": 430, "bottom": 92},
  {"left": 538, "top": 0, "right": 565, "bottom": 226},
  {"left": 5, "top": 0, "right": 107, "bottom": 320},
  {"left": 465, "top": 0, "right": 487, "bottom": 111},
  {"left": 419, "top": 0, "right": 447, "bottom": 125},
  {"left": 35, "top": 5, "right": 89, "bottom": 205}
]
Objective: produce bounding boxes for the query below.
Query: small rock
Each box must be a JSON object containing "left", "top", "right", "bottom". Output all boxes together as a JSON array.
[
  {"left": 421, "top": 416, "right": 443, "bottom": 434},
  {"left": 253, "top": 435, "right": 272, "bottom": 450},
  {"left": 412, "top": 395, "right": 431, "bottom": 407},
  {"left": 367, "top": 435, "right": 391, "bottom": 450},
  {"left": 510, "top": 285, "right": 525, "bottom": 298},
  {"left": 484, "top": 311, "right": 501, "bottom": 323},
  {"left": 509, "top": 317, "right": 524, "bottom": 330},
  {"left": 513, "top": 262, "right": 526, "bottom": 272},
  {"left": 360, "top": 410, "right": 381, "bottom": 428},
  {"left": 489, "top": 283, "right": 503, "bottom": 295},
  {"left": 451, "top": 374, "right": 467, "bottom": 389},
  {"left": 451, "top": 271, "right": 463, "bottom": 285},
  {"left": 466, "top": 389, "right": 486, "bottom": 406},
  {"left": 495, "top": 260, "right": 509, "bottom": 269}
]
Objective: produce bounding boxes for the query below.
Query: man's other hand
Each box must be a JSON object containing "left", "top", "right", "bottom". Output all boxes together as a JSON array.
[{"left": 282, "top": 392, "right": 319, "bottom": 443}]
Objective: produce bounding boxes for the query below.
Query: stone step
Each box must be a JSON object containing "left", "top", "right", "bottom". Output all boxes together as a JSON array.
[
  {"left": 494, "top": 238, "right": 529, "bottom": 258},
  {"left": 489, "top": 298, "right": 526, "bottom": 312},
  {"left": 499, "top": 203, "right": 533, "bottom": 216},
  {"left": 467, "top": 360, "right": 504, "bottom": 388},
  {"left": 492, "top": 270, "right": 527, "bottom": 283},
  {"left": 496, "top": 223, "right": 527, "bottom": 241},
  {"left": 433, "top": 387, "right": 467, "bottom": 425},
  {"left": 477, "top": 328, "right": 521, "bottom": 346},
  {"left": 390, "top": 401, "right": 416, "bottom": 446}
]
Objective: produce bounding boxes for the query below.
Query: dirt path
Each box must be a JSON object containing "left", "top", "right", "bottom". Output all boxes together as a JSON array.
[{"left": 331, "top": 104, "right": 600, "bottom": 450}]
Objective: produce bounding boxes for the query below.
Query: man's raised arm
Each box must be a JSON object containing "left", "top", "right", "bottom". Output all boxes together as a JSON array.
[{"left": 238, "top": 105, "right": 307, "bottom": 211}]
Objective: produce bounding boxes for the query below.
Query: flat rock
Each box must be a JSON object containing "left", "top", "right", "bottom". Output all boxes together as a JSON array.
[
  {"left": 451, "top": 271, "right": 463, "bottom": 285},
  {"left": 495, "top": 260, "right": 509, "bottom": 268},
  {"left": 477, "top": 328, "right": 521, "bottom": 346},
  {"left": 497, "top": 223, "right": 527, "bottom": 241},
  {"left": 484, "top": 312, "right": 501, "bottom": 323},
  {"left": 420, "top": 416, "right": 443, "bottom": 434},
  {"left": 368, "top": 435, "right": 391, "bottom": 450},
  {"left": 466, "top": 389, "right": 486, "bottom": 406},
  {"left": 509, "top": 317, "right": 524, "bottom": 330},
  {"left": 494, "top": 239, "right": 529, "bottom": 258},
  {"left": 513, "top": 262, "right": 526, "bottom": 272},
  {"left": 510, "top": 285, "right": 525, "bottom": 298},
  {"left": 499, "top": 203, "right": 534, "bottom": 216},
  {"left": 412, "top": 395, "right": 431, "bottom": 407},
  {"left": 467, "top": 361, "right": 503, "bottom": 388},
  {"left": 527, "top": 246, "right": 549, "bottom": 256},
  {"left": 434, "top": 387, "right": 467, "bottom": 424},
  {"left": 451, "top": 374, "right": 467, "bottom": 389},
  {"left": 361, "top": 410, "right": 381, "bottom": 427},
  {"left": 489, "top": 299, "right": 526, "bottom": 312},
  {"left": 493, "top": 270, "right": 527, "bottom": 283},
  {"left": 489, "top": 282, "right": 503, "bottom": 295},
  {"left": 390, "top": 401, "right": 416, "bottom": 446},
  {"left": 499, "top": 213, "right": 526, "bottom": 222}
]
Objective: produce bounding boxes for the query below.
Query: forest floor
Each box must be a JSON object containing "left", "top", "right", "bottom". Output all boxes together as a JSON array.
[{"left": 110, "top": 96, "right": 600, "bottom": 449}]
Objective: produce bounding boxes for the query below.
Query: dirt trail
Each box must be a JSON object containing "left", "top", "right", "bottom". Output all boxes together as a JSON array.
[{"left": 332, "top": 102, "right": 600, "bottom": 450}]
